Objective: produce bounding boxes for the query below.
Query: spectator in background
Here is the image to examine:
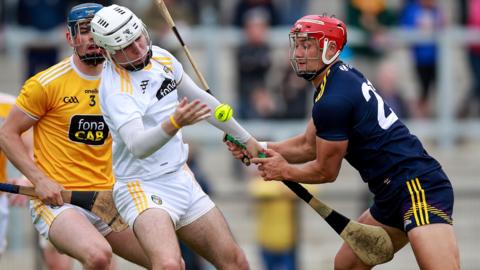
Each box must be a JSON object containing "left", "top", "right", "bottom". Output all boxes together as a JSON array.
[
  {"left": 274, "top": 0, "right": 307, "bottom": 25},
  {"left": 247, "top": 166, "right": 299, "bottom": 270},
  {"left": 248, "top": 86, "right": 277, "bottom": 119},
  {"left": 376, "top": 60, "right": 410, "bottom": 119},
  {"left": 400, "top": 0, "right": 445, "bottom": 118},
  {"left": 236, "top": 9, "right": 273, "bottom": 119},
  {"left": 278, "top": 65, "right": 311, "bottom": 119},
  {"left": 16, "top": 0, "right": 68, "bottom": 78},
  {"left": 458, "top": 0, "right": 480, "bottom": 118},
  {"left": 246, "top": 162, "right": 317, "bottom": 270},
  {"left": 346, "top": 0, "right": 396, "bottom": 79},
  {"left": 233, "top": 0, "right": 280, "bottom": 27}
]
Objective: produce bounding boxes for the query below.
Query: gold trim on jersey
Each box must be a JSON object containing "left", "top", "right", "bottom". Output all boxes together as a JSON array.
[
  {"left": 406, "top": 178, "right": 430, "bottom": 226},
  {"left": 315, "top": 69, "right": 330, "bottom": 102},
  {"left": 38, "top": 59, "right": 71, "bottom": 87},
  {"left": 127, "top": 181, "right": 148, "bottom": 213},
  {"left": 152, "top": 56, "right": 173, "bottom": 72},
  {"left": 114, "top": 66, "right": 133, "bottom": 94},
  {"left": 32, "top": 199, "right": 55, "bottom": 226},
  {"left": 143, "top": 62, "right": 153, "bottom": 71}
]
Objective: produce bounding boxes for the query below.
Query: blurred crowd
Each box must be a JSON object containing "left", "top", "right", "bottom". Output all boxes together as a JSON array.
[
  {"left": 0, "top": 1, "right": 479, "bottom": 270},
  {"left": 0, "top": 0, "right": 479, "bottom": 121}
]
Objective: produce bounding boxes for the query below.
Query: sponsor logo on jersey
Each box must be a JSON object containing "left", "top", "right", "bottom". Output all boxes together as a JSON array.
[
  {"left": 69, "top": 115, "right": 109, "bottom": 145},
  {"left": 140, "top": 80, "right": 149, "bottom": 94},
  {"left": 63, "top": 96, "right": 79, "bottom": 104},
  {"left": 84, "top": 89, "right": 98, "bottom": 94},
  {"left": 151, "top": 195, "right": 162, "bottom": 205},
  {"left": 156, "top": 78, "right": 176, "bottom": 100}
]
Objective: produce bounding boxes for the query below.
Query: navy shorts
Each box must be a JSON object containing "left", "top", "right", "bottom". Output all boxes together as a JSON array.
[{"left": 370, "top": 169, "right": 454, "bottom": 232}]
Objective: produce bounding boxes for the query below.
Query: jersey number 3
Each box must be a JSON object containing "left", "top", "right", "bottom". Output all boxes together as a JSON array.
[{"left": 361, "top": 81, "right": 398, "bottom": 130}]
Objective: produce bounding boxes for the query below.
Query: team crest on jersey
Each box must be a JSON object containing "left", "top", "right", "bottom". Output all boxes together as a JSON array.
[
  {"left": 140, "top": 80, "right": 149, "bottom": 94},
  {"left": 156, "top": 78, "right": 177, "bottom": 100},
  {"left": 63, "top": 96, "right": 79, "bottom": 104},
  {"left": 151, "top": 195, "right": 162, "bottom": 205},
  {"left": 69, "top": 115, "right": 109, "bottom": 145}
]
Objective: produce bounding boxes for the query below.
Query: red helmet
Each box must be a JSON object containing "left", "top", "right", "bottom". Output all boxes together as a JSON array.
[
  {"left": 290, "top": 15, "right": 347, "bottom": 51},
  {"left": 289, "top": 15, "right": 347, "bottom": 80}
]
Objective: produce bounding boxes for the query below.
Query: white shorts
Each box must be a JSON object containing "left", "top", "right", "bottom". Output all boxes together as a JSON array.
[
  {"left": 29, "top": 199, "right": 112, "bottom": 240},
  {"left": 114, "top": 165, "right": 215, "bottom": 230},
  {"left": 0, "top": 194, "right": 9, "bottom": 253}
]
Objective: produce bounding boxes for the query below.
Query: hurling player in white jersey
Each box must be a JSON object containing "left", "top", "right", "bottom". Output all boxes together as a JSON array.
[{"left": 92, "top": 5, "right": 260, "bottom": 269}]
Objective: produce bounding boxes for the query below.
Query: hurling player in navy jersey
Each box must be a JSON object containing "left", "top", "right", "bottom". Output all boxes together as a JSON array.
[{"left": 227, "top": 15, "right": 460, "bottom": 269}]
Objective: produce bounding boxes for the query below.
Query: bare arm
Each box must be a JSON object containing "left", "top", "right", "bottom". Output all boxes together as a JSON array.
[
  {"left": 267, "top": 119, "right": 317, "bottom": 163},
  {"left": 0, "top": 106, "right": 64, "bottom": 205},
  {"left": 252, "top": 136, "right": 347, "bottom": 184}
]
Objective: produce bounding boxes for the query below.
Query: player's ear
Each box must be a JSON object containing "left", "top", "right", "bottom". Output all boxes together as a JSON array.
[
  {"left": 328, "top": 41, "right": 337, "bottom": 53},
  {"left": 66, "top": 31, "right": 73, "bottom": 48}
]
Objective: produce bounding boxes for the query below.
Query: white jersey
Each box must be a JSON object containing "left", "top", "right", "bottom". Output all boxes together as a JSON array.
[{"left": 99, "top": 46, "right": 188, "bottom": 181}]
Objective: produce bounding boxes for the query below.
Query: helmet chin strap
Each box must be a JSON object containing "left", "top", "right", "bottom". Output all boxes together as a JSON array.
[
  {"left": 322, "top": 38, "right": 340, "bottom": 65},
  {"left": 295, "top": 39, "right": 341, "bottom": 81},
  {"left": 79, "top": 53, "right": 105, "bottom": 66},
  {"left": 306, "top": 39, "right": 340, "bottom": 81}
]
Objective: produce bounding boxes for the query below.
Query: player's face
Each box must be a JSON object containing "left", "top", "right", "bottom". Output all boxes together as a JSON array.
[
  {"left": 293, "top": 37, "right": 322, "bottom": 70},
  {"left": 290, "top": 35, "right": 324, "bottom": 79},
  {"left": 71, "top": 21, "right": 103, "bottom": 56},
  {"left": 112, "top": 34, "right": 149, "bottom": 68}
]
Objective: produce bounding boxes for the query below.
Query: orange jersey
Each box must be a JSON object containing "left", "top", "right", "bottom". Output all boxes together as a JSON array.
[
  {"left": 16, "top": 57, "right": 114, "bottom": 191},
  {"left": 0, "top": 94, "right": 16, "bottom": 183}
]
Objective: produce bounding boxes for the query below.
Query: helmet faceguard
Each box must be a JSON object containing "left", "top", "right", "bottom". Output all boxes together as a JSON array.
[
  {"left": 91, "top": 5, "right": 152, "bottom": 71},
  {"left": 67, "top": 3, "right": 105, "bottom": 66},
  {"left": 289, "top": 15, "right": 347, "bottom": 80}
]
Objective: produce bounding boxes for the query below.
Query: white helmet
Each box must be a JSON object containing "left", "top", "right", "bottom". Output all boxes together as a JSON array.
[
  {"left": 91, "top": 4, "right": 144, "bottom": 54},
  {"left": 91, "top": 4, "right": 152, "bottom": 71}
]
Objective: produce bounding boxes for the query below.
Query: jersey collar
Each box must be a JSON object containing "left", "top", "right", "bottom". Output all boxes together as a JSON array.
[{"left": 70, "top": 56, "right": 101, "bottom": 81}]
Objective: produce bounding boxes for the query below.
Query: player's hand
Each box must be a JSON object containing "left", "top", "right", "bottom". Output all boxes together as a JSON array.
[
  {"left": 35, "top": 177, "right": 64, "bottom": 206},
  {"left": 225, "top": 138, "right": 251, "bottom": 165},
  {"left": 172, "top": 97, "right": 211, "bottom": 127},
  {"left": 251, "top": 148, "right": 289, "bottom": 181},
  {"left": 8, "top": 176, "right": 31, "bottom": 207},
  {"left": 245, "top": 137, "right": 265, "bottom": 158}
]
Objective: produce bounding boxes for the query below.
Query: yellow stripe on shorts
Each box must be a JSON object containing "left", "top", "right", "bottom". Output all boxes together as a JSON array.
[
  {"left": 410, "top": 179, "right": 425, "bottom": 225},
  {"left": 127, "top": 181, "right": 148, "bottom": 213},
  {"left": 406, "top": 178, "right": 430, "bottom": 226},
  {"left": 406, "top": 180, "right": 421, "bottom": 226},
  {"left": 32, "top": 200, "right": 55, "bottom": 225},
  {"left": 414, "top": 178, "right": 430, "bottom": 224}
]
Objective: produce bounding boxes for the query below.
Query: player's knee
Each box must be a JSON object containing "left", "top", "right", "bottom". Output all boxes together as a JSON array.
[{"left": 83, "top": 244, "right": 112, "bottom": 270}]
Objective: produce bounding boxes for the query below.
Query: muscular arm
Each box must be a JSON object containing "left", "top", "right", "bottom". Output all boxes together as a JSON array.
[
  {"left": 254, "top": 136, "right": 347, "bottom": 184},
  {"left": 0, "top": 106, "right": 63, "bottom": 205},
  {"left": 282, "top": 137, "right": 347, "bottom": 183},
  {"left": 268, "top": 119, "right": 317, "bottom": 163},
  {"left": 0, "top": 106, "right": 40, "bottom": 182}
]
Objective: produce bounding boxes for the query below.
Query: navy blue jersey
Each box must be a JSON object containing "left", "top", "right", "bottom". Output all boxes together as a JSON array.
[{"left": 312, "top": 61, "right": 440, "bottom": 193}]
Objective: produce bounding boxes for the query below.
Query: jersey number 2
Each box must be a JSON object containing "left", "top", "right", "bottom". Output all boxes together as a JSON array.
[{"left": 361, "top": 81, "right": 398, "bottom": 130}]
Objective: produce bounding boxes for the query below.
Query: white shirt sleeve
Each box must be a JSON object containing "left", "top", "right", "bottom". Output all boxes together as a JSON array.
[
  {"left": 118, "top": 117, "right": 173, "bottom": 159},
  {"left": 177, "top": 73, "right": 252, "bottom": 143}
]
